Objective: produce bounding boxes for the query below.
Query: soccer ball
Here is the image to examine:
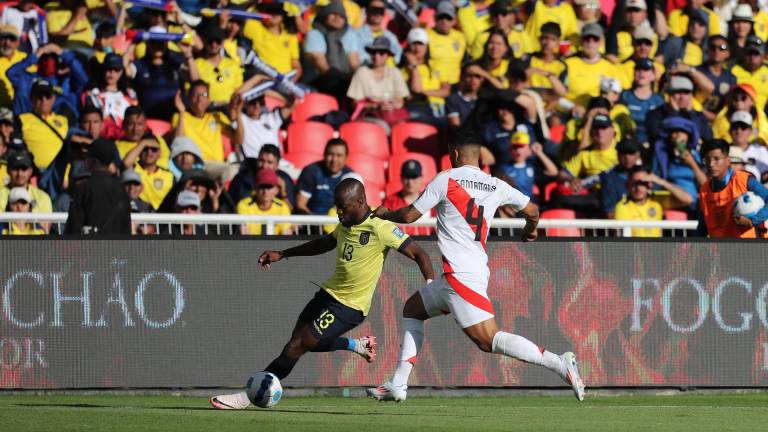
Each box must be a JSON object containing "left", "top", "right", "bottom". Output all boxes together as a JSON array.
[
  {"left": 734, "top": 192, "right": 765, "bottom": 218},
  {"left": 245, "top": 372, "right": 283, "bottom": 408}
]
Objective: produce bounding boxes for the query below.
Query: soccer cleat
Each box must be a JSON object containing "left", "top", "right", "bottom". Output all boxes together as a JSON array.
[
  {"left": 352, "top": 336, "right": 377, "bottom": 363},
  {"left": 210, "top": 391, "right": 251, "bottom": 410},
  {"left": 560, "top": 352, "right": 586, "bottom": 402},
  {"left": 366, "top": 381, "right": 407, "bottom": 402}
]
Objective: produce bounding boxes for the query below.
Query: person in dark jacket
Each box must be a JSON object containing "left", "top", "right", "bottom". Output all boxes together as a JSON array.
[
  {"left": 64, "top": 138, "right": 131, "bottom": 235},
  {"left": 645, "top": 75, "right": 712, "bottom": 146}
]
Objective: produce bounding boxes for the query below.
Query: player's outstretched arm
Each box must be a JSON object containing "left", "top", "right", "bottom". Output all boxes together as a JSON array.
[
  {"left": 258, "top": 234, "right": 337, "bottom": 270},
  {"left": 373, "top": 205, "right": 423, "bottom": 224},
  {"left": 517, "top": 202, "right": 540, "bottom": 242},
  {"left": 397, "top": 241, "right": 435, "bottom": 282}
]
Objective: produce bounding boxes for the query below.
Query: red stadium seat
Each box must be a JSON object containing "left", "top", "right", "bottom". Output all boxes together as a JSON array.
[
  {"left": 285, "top": 121, "right": 334, "bottom": 154},
  {"left": 283, "top": 152, "right": 322, "bottom": 170},
  {"left": 664, "top": 210, "right": 688, "bottom": 220},
  {"left": 346, "top": 153, "right": 387, "bottom": 186},
  {"left": 292, "top": 93, "right": 339, "bottom": 122},
  {"left": 264, "top": 95, "right": 286, "bottom": 111},
  {"left": 146, "top": 119, "right": 172, "bottom": 138},
  {"left": 221, "top": 135, "right": 232, "bottom": 159},
  {"left": 340, "top": 122, "right": 389, "bottom": 160},
  {"left": 543, "top": 181, "right": 559, "bottom": 203},
  {"left": 440, "top": 153, "right": 451, "bottom": 171},
  {"left": 391, "top": 122, "right": 442, "bottom": 157},
  {"left": 365, "top": 183, "right": 385, "bottom": 207},
  {"left": 541, "top": 209, "right": 582, "bottom": 237},
  {"left": 388, "top": 152, "right": 438, "bottom": 189}
]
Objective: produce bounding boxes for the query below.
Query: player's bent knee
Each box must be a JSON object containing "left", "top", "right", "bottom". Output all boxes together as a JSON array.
[{"left": 402, "top": 293, "right": 430, "bottom": 320}]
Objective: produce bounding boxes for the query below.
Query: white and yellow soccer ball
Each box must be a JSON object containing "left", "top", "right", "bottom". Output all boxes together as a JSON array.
[
  {"left": 734, "top": 192, "right": 765, "bottom": 218},
  {"left": 245, "top": 372, "right": 283, "bottom": 408}
]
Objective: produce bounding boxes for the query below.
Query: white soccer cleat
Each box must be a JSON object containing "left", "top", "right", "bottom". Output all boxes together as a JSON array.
[
  {"left": 560, "top": 352, "right": 585, "bottom": 402},
  {"left": 210, "top": 391, "right": 252, "bottom": 410},
  {"left": 352, "top": 336, "right": 377, "bottom": 363},
  {"left": 366, "top": 381, "right": 407, "bottom": 402}
]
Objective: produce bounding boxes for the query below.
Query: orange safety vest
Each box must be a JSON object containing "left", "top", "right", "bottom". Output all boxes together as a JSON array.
[{"left": 699, "top": 170, "right": 757, "bottom": 238}]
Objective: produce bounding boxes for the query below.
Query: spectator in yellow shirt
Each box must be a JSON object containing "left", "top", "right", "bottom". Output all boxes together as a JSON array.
[
  {"left": 46, "top": 0, "right": 94, "bottom": 48},
  {"left": 458, "top": 0, "right": 492, "bottom": 49},
  {"left": 1, "top": 187, "right": 46, "bottom": 235},
  {"left": 195, "top": 25, "right": 244, "bottom": 106},
  {"left": 524, "top": 22, "right": 568, "bottom": 98},
  {"left": 667, "top": 0, "right": 720, "bottom": 38},
  {"left": 0, "top": 24, "right": 27, "bottom": 108},
  {"left": 401, "top": 28, "right": 450, "bottom": 123},
  {"left": 470, "top": 0, "right": 530, "bottom": 60},
  {"left": 428, "top": 1, "right": 466, "bottom": 85},
  {"left": 478, "top": 29, "right": 512, "bottom": 89},
  {"left": 122, "top": 134, "right": 174, "bottom": 210},
  {"left": 237, "top": 168, "right": 292, "bottom": 235},
  {"left": 564, "top": 23, "right": 621, "bottom": 109},
  {"left": 731, "top": 37, "right": 768, "bottom": 111},
  {"left": 115, "top": 106, "right": 170, "bottom": 169},
  {"left": 0, "top": 152, "right": 53, "bottom": 222},
  {"left": 243, "top": 1, "right": 301, "bottom": 76},
  {"left": 524, "top": 0, "right": 579, "bottom": 52},
  {"left": 19, "top": 80, "right": 69, "bottom": 171}
]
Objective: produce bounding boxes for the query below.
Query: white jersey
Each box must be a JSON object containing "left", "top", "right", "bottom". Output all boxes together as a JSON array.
[{"left": 412, "top": 165, "right": 530, "bottom": 285}]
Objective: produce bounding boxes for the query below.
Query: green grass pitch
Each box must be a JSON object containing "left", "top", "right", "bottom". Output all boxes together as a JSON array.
[{"left": 1, "top": 393, "right": 767, "bottom": 432}]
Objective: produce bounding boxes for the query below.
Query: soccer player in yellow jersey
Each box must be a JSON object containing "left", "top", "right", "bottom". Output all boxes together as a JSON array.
[{"left": 210, "top": 179, "right": 434, "bottom": 409}]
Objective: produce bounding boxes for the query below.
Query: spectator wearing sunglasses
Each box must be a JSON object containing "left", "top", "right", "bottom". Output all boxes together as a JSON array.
[
  {"left": 729, "top": 111, "right": 768, "bottom": 182},
  {"left": 605, "top": 0, "right": 653, "bottom": 63},
  {"left": 195, "top": 24, "right": 243, "bottom": 106},
  {"left": 563, "top": 23, "right": 621, "bottom": 110},
  {"left": 427, "top": 1, "right": 466, "bottom": 85},
  {"left": 731, "top": 36, "right": 768, "bottom": 112},
  {"left": 697, "top": 35, "right": 736, "bottom": 121},
  {"left": 356, "top": 0, "right": 401, "bottom": 66},
  {"left": 711, "top": 84, "right": 768, "bottom": 146},
  {"left": 122, "top": 133, "right": 174, "bottom": 211}
]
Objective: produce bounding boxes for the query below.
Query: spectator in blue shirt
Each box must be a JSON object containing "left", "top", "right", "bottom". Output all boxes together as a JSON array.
[
  {"left": 296, "top": 138, "right": 356, "bottom": 215},
  {"left": 652, "top": 116, "right": 707, "bottom": 207},
  {"left": 496, "top": 131, "right": 558, "bottom": 200},
  {"left": 600, "top": 139, "right": 643, "bottom": 215},
  {"left": 645, "top": 75, "right": 713, "bottom": 147},
  {"left": 697, "top": 34, "right": 737, "bottom": 119},
  {"left": 620, "top": 58, "right": 664, "bottom": 147},
  {"left": 445, "top": 63, "right": 485, "bottom": 130},
  {"left": 356, "top": 0, "right": 402, "bottom": 65}
]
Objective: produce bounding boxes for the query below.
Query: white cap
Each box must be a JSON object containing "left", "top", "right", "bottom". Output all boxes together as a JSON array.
[
  {"left": 600, "top": 76, "right": 622, "bottom": 94},
  {"left": 176, "top": 190, "right": 201, "bottom": 208},
  {"left": 730, "top": 110, "right": 753, "bottom": 126},
  {"left": 407, "top": 27, "right": 429, "bottom": 45},
  {"left": 729, "top": 145, "right": 747, "bottom": 163},
  {"left": 148, "top": 25, "right": 168, "bottom": 34},
  {"left": 633, "top": 24, "right": 655, "bottom": 41},
  {"left": 626, "top": 0, "right": 647, "bottom": 10},
  {"left": 668, "top": 75, "right": 694, "bottom": 92},
  {"left": 8, "top": 187, "right": 32, "bottom": 204},
  {"left": 732, "top": 4, "right": 754, "bottom": 22}
]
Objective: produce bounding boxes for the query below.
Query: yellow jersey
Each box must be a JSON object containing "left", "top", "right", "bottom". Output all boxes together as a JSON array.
[
  {"left": 46, "top": 2, "right": 94, "bottom": 47},
  {"left": 682, "top": 41, "right": 703, "bottom": 67},
  {"left": 667, "top": 8, "right": 721, "bottom": 38},
  {"left": 458, "top": 2, "right": 492, "bottom": 50},
  {"left": 0, "top": 163, "right": 7, "bottom": 187},
  {"left": 564, "top": 56, "right": 621, "bottom": 107},
  {"left": 115, "top": 136, "right": 171, "bottom": 169},
  {"left": 427, "top": 28, "right": 466, "bottom": 85},
  {"left": 470, "top": 28, "right": 531, "bottom": 60},
  {"left": 731, "top": 64, "right": 768, "bottom": 111},
  {"left": 171, "top": 111, "right": 229, "bottom": 162},
  {"left": 618, "top": 58, "right": 665, "bottom": 89},
  {"left": 243, "top": 21, "right": 300, "bottom": 74},
  {"left": 527, "top": 53, "right": 567, "bottom": 89},
  {"left": 322, "top": 213, "right": 411, "bottom": 315},
  {"left": 754, "top": 10, "right": 768, "bottom": 41},
  {"left": 2, "top": 223, "right": 46, "bottom": 235},
  {"left": 562, "top": 147, "right": 618, "bottom": 177},
  {"left": 237, "top": 196, "right": 292, "bottom": 235},
  {"left": 401, "top": 64, "right": 445, "bottom": 108},
  {"left": 19, "top": 112, "right": 68, "bottom": 169},
  {"left": 524, "top": 1, "right": 578, "bottom": 52},
  {"left": 615, "top": 30, "right": 658, "bottom": 63},
  {"left": 0, "top": 51, "right": 28, "bottom": 107},
  {"left": 195, "top": 56, "right": 244, "bottom": 105},
  {"left": 614, "top": 197, "right": 663, "bottom": 237},
  {"left": 134, "top": 164, "right": 174, "bottom": 210},
  {"left": 0, "top": 185, "right": 52, "bottom": 213}
]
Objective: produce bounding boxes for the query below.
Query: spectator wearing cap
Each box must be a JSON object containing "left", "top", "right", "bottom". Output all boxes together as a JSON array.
[
  {"left": 563, "top": 96, "right": 618, "bottom": 152},
  {"left": 680, "top": 9, "right": 709, "bottom": 67},
  {"left": 729, "top": 111, "right": 768, "bottom": 182},
  {"left": 236, "top": 168, "right": 292, "bottom": 235},
  {"left": 645, "top": 75, "right": 712, "bottom": 145},
  {"left": 613, "top": 166, "right": 693, "bottom": 237},
  {"left": 698, "top": 34, "right": 737, "bottom": 120},
  {"left": 8, "top": 43, "right": 88, "bottom": 120},
  {"left": 427, "top": 1, "right": 466, "bottom": 85},
  {"left": 711, "top": 83, "right": 768, "bottom": 144},
  {"left": 617, "top": 25, "right": 665, "bottom": 89},
  {"left": 598, "top": 78, "right": 634, "bottom": 137},
  {"left": 400, "top": 27, "right": 450, "bottom": 124},
  {"left": 16, "top": 78, "right": 69, "bottom": 174},
  {"left": 357, "top": 0, "right": 402, "bottom": 66},
  {"left": 728, "top": 3, "right": 757, "bottom": 64},
  {"left": 731, "top": 36, "right": 768, "bottom": 111},
  {"left": 457, "top": 0, "right": 493, "bottom": 49},
  {"left": 347, "top": 36, "right": 410, "bottom": 133},
  {"left": 121, "top": 169, "right": 152, "bottom": 214},
  {"left": 728, "top": 145, "right": 749, "bottom": 174},
  {"left": 0, "top": 107, "right": 17, "bottom": 150},
  {"left": 0, "top": 127, "right": 7, "bottom": 186},
  {"left": 742, "top": 0, "right": 768, "bottom": 42},
  {"left": 229, "top": 144, "right": 295, "bottom": 207},
  {"left": 599, "top": 140, "right": 642, "bottom": 214},
  {"left": 0, "top": 0, "right": 46, "bottom": 53},
  {"left": 1, "top": 187, "right": 45, "bottom": 235},
  {"left": 82, "top": 53, "right": 137, "bottom": 140},
  {"left": 468, "top": 0, "right": 528, "bottom": 61},
  {"left": 243, "top": 1, "right": 301, "bottom": 76},
  {"left": 172, "top": 80, "right": 244, "bottom": 180},
  {"left": 236, "top": 74, "right": 296, "bottom": 160},
  {"left": 619, "top": 59, "right": 663, "bottom": 147},
  {"left": 524, "top": 0, "right": 578, "bottom": 52},
  {"left": 0, "top": 150, "right": 52, "bottom": 215},
  {"left": 195, "top": 24, "right": 243, "bottom": 106},
  {"left": 45, "top": 0, "right": 94, "bottom": 48},
  {"left": 563, "top": 23, "right": 622, "bottom": 109},
  {"left": 122, "top": 134, "right": 174, "bottom": 210},
  {"left": 667, "top": 0, "right": 721, "bottom": 39},
  {"left": 605, "top": 0, "right": 653, "bottom": 63},
  {"left": 496, "top": 131, "right": 558, "bottom": 199},
  {"left": 0, "top": 23, "right": 26, "bottom": 107},
  {"left": 303, "top": 1, "right": 362, "bottom": 100},
  {"left": 64, "top": 138, "right": 131, "bottom": 235},
  {"left": 173, "top": 190, "right": 204, "bottom": 236},
  {"left": 296, "top": 138, "right": 355, "bottom": 215},
  {"left": 698, "top": 139, "right": 768, "bottom": 237},
  {"left": 651, "top": 116, "right": 706, "bottom": 206},
  {"left": 54, "top": 164, "right": 90, "bottom": 213},
  {"left": 445, "top": 63, "right": 484, "bottom": 129},
  {"left": 127, "top": 26, "right": 197, "bottom": 121},
  {"left": 573, "top": 0, "right": 606, "bottom": 42},
  {"left": 116, "top": 106, "right": 171, "bottom": 170},
  {"left": 382, "top": 160, "right": 434, "bottom": 235},
  {"left": 169, "top": 136, "right": 204, "bottom": 181},
  {"left": 523, "top": 23, "right": 567, "bottom": 98},
  {"left": 158, "top": 168, "right": 236, "bottom": 215}
]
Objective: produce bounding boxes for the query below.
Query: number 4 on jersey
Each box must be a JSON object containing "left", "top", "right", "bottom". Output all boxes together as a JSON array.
[{"left": 465, "top": 198, "right": 485, "bottom": 242}]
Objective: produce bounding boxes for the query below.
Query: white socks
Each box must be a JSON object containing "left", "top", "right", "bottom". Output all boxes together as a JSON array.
[
  {"left": 491, "top": 331, "right": 565, "bottom": 376},
  {"left": 391, "top": 318, "right": 424, "bottom": 386}
]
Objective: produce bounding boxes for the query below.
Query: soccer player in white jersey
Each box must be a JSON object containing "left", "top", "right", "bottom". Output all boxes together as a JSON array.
[{"left": 367, "top": 136, "right": 585, "bottom": 402}]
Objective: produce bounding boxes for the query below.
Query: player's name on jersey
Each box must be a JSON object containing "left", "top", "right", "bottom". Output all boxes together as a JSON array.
[{"left": 457, "top": 179, "right": 497, "bottom": 192}]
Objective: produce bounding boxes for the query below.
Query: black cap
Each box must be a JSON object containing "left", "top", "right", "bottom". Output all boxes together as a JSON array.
[
  {"left": 102, "top": 53, "right": 123, "bottom": 71},
  {"left": 688, "top": 9, "right": 707, "bottom": 25},
  {"left": 587, "top": 96, "right": 612, "bottom": 111},
  {"left": 7, "top": 151, "right": 32, "bottom": 170},
  {"left": 365, "top": 36, "right": 393, "bottom": 55},
  {"left": 592, "top": 114, "right": 613, "bottom": 129},
  {"left": 634, "top": 58, "right": 654, "bottom": 70},
  {"left": 746, "top": 35, "right": 764, "bottom": 53},
  {"left": 257, "top": 1, "right": 284, "bottom": 15},
  {"left": 68, "top": 164, "right": 91, "bottom": 183},
  {"left": 540, "top": 22, "right": 562, "bottom": 38},
  {"left": 489, "top": 0, "right": 513, "bottom": 15},
  {"left": 180, "top": 168, "right": 216, "bottom": 190},
  {"left": 31, "top": 79, "right": 56, "bottom": 98},
  {"left": 201, "top": 24, "right": 225, "bottom": 42},
  {"left": 88, "top": 138, "right": 118, "bottom": 166},
  {"left": 616, "top": 140, "right": 641, "bottom": 154},
  {"left": 401, "top": 159, "right": 423, "bottom": 179}
]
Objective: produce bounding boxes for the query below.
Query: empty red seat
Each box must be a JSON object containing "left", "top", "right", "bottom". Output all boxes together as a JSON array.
[
  {"left": 543, "top": 181, "right": 559, "bottom": 203},
  {"left": 340, "top": 122, "right": 389, "bottom": 160},
  {"left": 541, "top": 209, "right": 581, "bottom": 237},
  {"left": 365, "top": 183, "right": 385, "bottom": 207},
  {"left": 283, "top": 152, "right": 322, "bottom": 170},
  {"left": 664, "top": 210, "right": 688, "bottom": 220},
  {"left": 146, "top": 119, "right": 172, "bottom": 137},
  {"left": 292, "top": 93, "right": 339, "bottom": 122},
  {"left": 346, "top": 153, "right": 386, "bottom": 186},
  {"left": 285, "top": 121, "right": 334, "bottom": 154},
  {"left": 391, "top": 122, "right": 442, "bottom": 157},
  {"left": 388, "top": 152, "right": 438, "bottom": 189},
  {"left": 440, "top": 153, "right": 452, "bottom": 171}
]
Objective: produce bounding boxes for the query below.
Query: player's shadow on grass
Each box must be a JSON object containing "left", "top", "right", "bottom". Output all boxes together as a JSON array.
[{"left": 16, "top": 403, "right": 111, "bottom": 409}]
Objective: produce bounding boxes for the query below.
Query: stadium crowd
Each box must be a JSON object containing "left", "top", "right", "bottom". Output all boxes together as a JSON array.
[{"left": 1, "top": 0, "right": 768, "bottom": 237}]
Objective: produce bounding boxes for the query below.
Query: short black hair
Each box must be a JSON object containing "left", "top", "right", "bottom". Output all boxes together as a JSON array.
[
  {"left": 627, "top": 165, "right": 649, "bottom": 177},
  {"left": 80, "top": 105, "right": 103, "bottom": 120},
  {"left": 325, "top": 138, "right": 348, "bottom": 154},
  {"left": 189, "top": 79, "right": 209, "bottom": 92},
  {"left": 700, "top": 139, "right": 730, "bottom": 157},
  {"left": 96, "top": 22, "right": 116, "bottom": 39},
  {"left": 124, "top": 105, "right": 145, "bottom": 119},
  {"left": 259, "top": 144, "right": 281, "bottom": 159}
]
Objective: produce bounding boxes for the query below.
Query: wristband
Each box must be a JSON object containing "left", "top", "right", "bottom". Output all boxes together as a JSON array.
[{"left": 426, "top": 279, "right": 433, "bottom": 285}]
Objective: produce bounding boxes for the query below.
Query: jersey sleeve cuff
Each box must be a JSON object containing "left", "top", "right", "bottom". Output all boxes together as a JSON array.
[{"left": 397, "top": 236, "right": 414, "bottom": 253}]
